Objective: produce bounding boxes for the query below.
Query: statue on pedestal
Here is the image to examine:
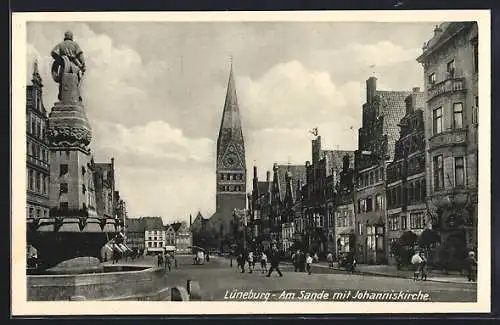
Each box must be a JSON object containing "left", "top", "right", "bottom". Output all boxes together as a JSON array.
[{"left": 50, "top": 31, "right": 86, "bottom": 103}]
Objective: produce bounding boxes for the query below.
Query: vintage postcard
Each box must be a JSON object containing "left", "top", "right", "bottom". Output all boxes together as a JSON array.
[{"left": 11, "top": 10, "right": 491, "bottom": 315}]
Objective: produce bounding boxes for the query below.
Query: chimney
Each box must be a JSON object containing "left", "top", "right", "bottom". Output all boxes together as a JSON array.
[
  {"left": 273, "top": 162, "right": 278, "bottom": 171},
  {"left": 306, "top": 161, "right": 311, "bottom": 167},
  {"left": 253, "top": 166, "right": 257, "bottom": 178},
  {"left": 412, "top": 87, "right": 420, "bottom": 93},
  {"left": 266, "top": 171, "right": 271, "bottom": 182},
  {"left": 312, "top": 136, "right": 321, "bottom": 164},
  {"left": 434, "top": 24, "right": 443, "bottom": 37},
  {"left": 189, "top": 214, "right": 192, "bottom": 226},
  {"left": 366, "top": 76, "right": 377, "bottom": 103},
  {"left": 405, "top": 94, "right": 417, "bottom": 114}
]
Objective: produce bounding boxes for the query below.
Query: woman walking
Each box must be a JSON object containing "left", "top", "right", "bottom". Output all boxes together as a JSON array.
[{"left": 260, "top": 251, "right": 268, "bottom": 274}]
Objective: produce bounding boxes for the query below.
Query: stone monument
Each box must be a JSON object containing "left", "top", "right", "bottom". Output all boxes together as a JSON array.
[{"left": 27, "top": 31, "right": 118, "bottom": 271}]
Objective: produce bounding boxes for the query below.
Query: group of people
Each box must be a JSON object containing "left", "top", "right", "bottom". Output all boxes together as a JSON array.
[
  {"left": 231, "top": 243, "right": 284, "bottom": 277},
  {"left": 157, "top": 251, "right": 177, "bottom": 271},
  {"left": 291, "top": 250, "right": 317, "bottom": 275}
]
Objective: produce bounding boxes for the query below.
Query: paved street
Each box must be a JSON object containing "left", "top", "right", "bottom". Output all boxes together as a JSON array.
[{"left": 113, "top": 255, "right": 477, "bottom": 302}]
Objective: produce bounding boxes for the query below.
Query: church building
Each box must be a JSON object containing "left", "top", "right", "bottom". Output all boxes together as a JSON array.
[{"left": 208, "top": 64, "right": 247, "bottom": 241}]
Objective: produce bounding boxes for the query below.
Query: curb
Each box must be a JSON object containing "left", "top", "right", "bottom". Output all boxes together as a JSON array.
[{"left": 281, "top": 262, "right": 474, "bottom": 285}]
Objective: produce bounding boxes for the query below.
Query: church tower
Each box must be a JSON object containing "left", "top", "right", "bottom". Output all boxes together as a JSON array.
[{"left": 215, "top": 63, "right": 247, "bottom": 226}]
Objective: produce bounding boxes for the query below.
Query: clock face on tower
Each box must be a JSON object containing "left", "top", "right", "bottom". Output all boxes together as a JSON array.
[{"left": 224, "top": 154, "right": 239, "bottom": 169}]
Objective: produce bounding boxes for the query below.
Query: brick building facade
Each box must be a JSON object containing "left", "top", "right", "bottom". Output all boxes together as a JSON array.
[
  {"left": 386, "top": 89, "right": 427, "bottom": 264},
  {"left": 354, "top": 77, "right": 413, "bottom": 264}
]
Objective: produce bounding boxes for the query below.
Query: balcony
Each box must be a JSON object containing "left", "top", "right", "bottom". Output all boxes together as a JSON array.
[
  {"left": 428, "top": 128, "right": 468, "bottom": 151},
  {"left": 427, "top": 77, "right": 466, "bottom": 102},
  {"left": 27, "top": 155, "right": 49, "bottom": 170}
]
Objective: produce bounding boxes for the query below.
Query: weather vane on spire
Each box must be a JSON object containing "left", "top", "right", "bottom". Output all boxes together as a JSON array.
[{"left": 309, "top": 127, "right": 319, "bottom": 137}]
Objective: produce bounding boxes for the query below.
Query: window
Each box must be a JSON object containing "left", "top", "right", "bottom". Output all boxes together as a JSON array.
[
  {"left": 60, "top": 183, "right": 68, "bottom": 194},
  {"left": 82, "top": 166, "right": 86, "bottom": 176},
  {"left": 410, "top": 213, "right": 425, "bottom": 229},
  {"left": 473, "top": 96, "right": 479, "bottom": 124},
  {"left": 453, "top": 102, "right": 463, "bottom": 129},
  {"left": 401, "top": 215, "right": 407, "bottom": 230},
  {"left": 369, "top": 172, "right": 374, "bottom": 185},
  {"left": 220, "top": 173, "right": 225, "bottom": 180},
  {"left": 421, "top": 179, "right": 426, "bottom": 200},
  {"left": 447, "top": 59, "right": 455, "bottom": 77},
  {"left": 366, "top": 197, "right": 373, "bottom": 212},
  {"left": 375, "top": 170, "right": 379, "bottom": 182},
  {"left": 42, "top": 175, "right": 47, "bottom": 194},
  {"left": 28, "top": 170, "right": 34, "bottom": 191},
  {"left": 60, "top": 164, "right": 68, "bottom": 176},
  {"left": 375, "top": 194, "right": 383, "bottom": 211},
  {"left": 82, "top": 184, "right": 86, "bottom": 194},
  {"left": 433, "top": 107, "right": 443, "bottom": 134},
  {"left": 455, "top": 157, "right": 465, "bottom": 186},
  {"left": 408, "top": 183, "right": 414, "bottom": 204},
  {"left": 428, "top": 73, "right": 436, "bottom": 86},
  {"left": 473, "top": 40, "right": 478, "bottom": 73},
  {"left": 35, "top": 171, "right": 40, "bottom": 192},
  {"left": 82, "top": 202, "right": 87, "bottom": 210},
  {"left": 433, "top": 155, "right": 444, "bottom": 190},
  {"left": 388, "top": 215, "right": 400, "bottom": 231},
  {"left": 415, "top": 181, "right": 421, "bottom": 202},
  {"left": 60, "top": 202, "right": 69, "bottom": 211}
]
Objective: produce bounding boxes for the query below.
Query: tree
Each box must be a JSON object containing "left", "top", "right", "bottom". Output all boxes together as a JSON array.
[
  {"left": 418, "top": 229, "right": 440, "bottom": 250},
  {"left": 399, "top": 231, "right": 418, "bottom": 247}
]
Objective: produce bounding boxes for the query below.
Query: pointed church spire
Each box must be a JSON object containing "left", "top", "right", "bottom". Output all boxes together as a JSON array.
[
  {"left": 218, "top": 59, "right": 243, "bottom": 142},
  {"left": 32, "top": 58, "right": 43, "bottom": 88}
]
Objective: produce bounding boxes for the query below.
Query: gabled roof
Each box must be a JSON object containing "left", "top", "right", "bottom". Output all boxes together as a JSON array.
[
  {"left": 170, "top": 222, "right": 183, "bottom": 232},
  {"left": 321, "top": 150, "right": 355, "bottom": 176},
  {"left": 276, "top": 165, "right": 306, "bottom": 201},
  {"left": 142, "top": 216, "right": 164, "bottom": 230},
  {"left": 125, "top": 217, "right": 145, "bottom": 233},
  {"left": 376, "top": 90, "right": 412, "bottom": 161}
]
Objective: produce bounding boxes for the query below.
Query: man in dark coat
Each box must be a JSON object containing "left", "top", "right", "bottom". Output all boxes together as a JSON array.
[{"left": 266, "top": 244, "right": 283, "bottom": 277}]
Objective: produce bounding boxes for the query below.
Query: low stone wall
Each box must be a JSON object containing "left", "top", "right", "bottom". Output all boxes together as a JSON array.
[{"left": 27, "top": 265, "right": 166, "bottom": 301}]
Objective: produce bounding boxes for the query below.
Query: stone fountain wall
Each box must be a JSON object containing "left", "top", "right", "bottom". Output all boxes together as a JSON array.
[{"left": 27, "top": 265, "right": 167, "bottom": 301}]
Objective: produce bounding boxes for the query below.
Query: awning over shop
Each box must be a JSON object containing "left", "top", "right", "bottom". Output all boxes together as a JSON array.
[
  {"left": 58, "top": 218, "right": 81, "bottom": 232},
  {"left": 37, "top": 218, "right": 55, "bottom": 232},
  {"left": 82, "top": 218, "right": 102, "bottom": 233},
  {"left": 102, "top": 219, "right": 117, "bottom": 233}
]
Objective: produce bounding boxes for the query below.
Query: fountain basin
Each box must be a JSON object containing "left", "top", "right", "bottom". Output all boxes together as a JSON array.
[{"left": 27, "top": 264, "right": 165, "bottom": 301}]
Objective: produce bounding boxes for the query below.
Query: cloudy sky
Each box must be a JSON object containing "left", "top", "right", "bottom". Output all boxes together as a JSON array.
[{"left": 26, "top": 21, "right": 438, "bottom": 224}]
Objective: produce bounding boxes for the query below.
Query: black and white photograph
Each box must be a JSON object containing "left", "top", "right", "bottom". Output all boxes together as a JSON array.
[{"left": 11, "top": 10, "right": 490, "bottom": 315}]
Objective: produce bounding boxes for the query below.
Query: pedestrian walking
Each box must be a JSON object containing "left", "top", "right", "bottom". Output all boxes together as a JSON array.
[
  {"left": 260, "top": 251, "right": 268, "bottom": 274},
  {"left": 465, "top": 251, "right": 477, "bottom": 282},
  {"left": 327, "top": 252, "right": 334, "bottom": 268},
  {"left": 266, "top": 245, "right": 283, "bottom": 277},
  {"left": 158, "top": 253, "right": 164, "bottom": 268},
  {"left": 411, "top": 251, "right": 423, "bottom": 280},
  {"left": 298, "top": 250, "right": 306, "bottom": 272},
  {"left": 237, "top": 253, "right": 246, "bottom": 273},
  {"left": 247, "top": 251, "right": 255, "bottom": 274},
  {"left": 419, "top": 252, "right": 428, "bottom": 281},
  {"left": 306, "top": 253, "right": 313, "bottom": 275},
  {"left": 165, "top": 253, "right": 172, "bottom": 272}
]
